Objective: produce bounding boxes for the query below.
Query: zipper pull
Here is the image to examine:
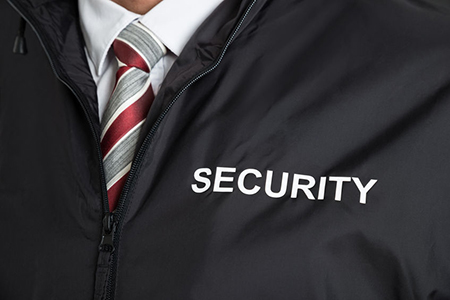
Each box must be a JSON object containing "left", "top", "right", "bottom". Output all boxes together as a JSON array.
[
  {"left": 13, "top": 17, "right": 28, "bottom": 55},
  {"left": 95, "top": 212, "right": 116, "bottom": 299},
  {"left": 98, "top": 212, "right": 116, "bottom": 252}
]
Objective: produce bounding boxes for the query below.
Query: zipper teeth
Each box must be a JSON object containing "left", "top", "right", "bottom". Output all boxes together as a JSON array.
[
  {"left": 7, "top": 0, "right": 110, "bottom": 215},
  {"left": 106, "top": 1, "right": 258, "bottom": 299}
]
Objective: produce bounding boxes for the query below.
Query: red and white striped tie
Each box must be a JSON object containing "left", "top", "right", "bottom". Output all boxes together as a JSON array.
[{"left": 101, "top": 21, "right": 166, "bottom": 211}]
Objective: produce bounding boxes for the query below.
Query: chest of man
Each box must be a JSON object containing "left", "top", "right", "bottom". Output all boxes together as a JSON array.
[{"left": 2, "top": 0, "right": 450, "bottom": 299}]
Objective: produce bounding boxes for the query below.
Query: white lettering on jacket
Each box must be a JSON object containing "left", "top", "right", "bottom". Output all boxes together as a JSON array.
[{"left": 191, "top": 167, "right": 378, "bottom": 205}]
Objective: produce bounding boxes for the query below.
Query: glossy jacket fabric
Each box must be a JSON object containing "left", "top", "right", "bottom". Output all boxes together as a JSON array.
[{"left": 1, "top": 0, "right": 450, "bottom": 299}]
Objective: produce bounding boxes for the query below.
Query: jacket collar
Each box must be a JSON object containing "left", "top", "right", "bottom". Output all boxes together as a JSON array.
[
  {"left": 8, "top": 0, "right": 101, "bottom": 132},
  {"left": 7, "top": 0, "right": 265, "bottom": 137},
  {"left": 138, "top": 0, "right": 266, "bottom": 143}
]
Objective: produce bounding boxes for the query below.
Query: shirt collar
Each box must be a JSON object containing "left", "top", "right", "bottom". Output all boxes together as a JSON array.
[
  {"left": 139, "top": 0, "right": 224, "bottom": 57},
  {"left": 78, "top": 0, "right": 224, "bottom": 76}
]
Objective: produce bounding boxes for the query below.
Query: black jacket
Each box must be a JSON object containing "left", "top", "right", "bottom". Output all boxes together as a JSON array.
[{"left": 1, "top": 0, "right": 450, "bottom": 299}]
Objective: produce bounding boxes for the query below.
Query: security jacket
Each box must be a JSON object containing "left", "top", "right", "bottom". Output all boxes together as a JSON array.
[{"left": 1, "top": 0, "right": 450, "bottom": 299}]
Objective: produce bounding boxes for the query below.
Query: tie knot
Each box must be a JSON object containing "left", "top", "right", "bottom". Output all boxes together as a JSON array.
[{"left": 113, "top": 21, "right": 166, "bottom": 73}]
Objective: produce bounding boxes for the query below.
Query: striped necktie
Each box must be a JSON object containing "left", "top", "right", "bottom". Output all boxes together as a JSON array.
[{"left": 101, "top": 21, "right": 166, "bottom": 211}]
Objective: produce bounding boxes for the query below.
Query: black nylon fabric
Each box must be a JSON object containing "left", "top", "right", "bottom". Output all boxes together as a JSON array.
[
  {"left": 1, "top": 0, "right": 450, "bottom": 299},
  {"left": 0, "top": 1, "right": 102, "bottom": 299}
]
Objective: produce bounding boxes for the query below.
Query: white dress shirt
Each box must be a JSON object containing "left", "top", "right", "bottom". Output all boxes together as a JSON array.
[{"left": 78, "top": 0, "right": 223, "bottom": 121}]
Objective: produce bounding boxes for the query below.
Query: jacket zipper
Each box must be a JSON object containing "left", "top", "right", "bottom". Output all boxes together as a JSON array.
[
  {"left": 8, "top": 0, "right": 258, "bottom": 299},
  {"left": 106, "top": 1, "right": 258, "bottom": 298}
]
